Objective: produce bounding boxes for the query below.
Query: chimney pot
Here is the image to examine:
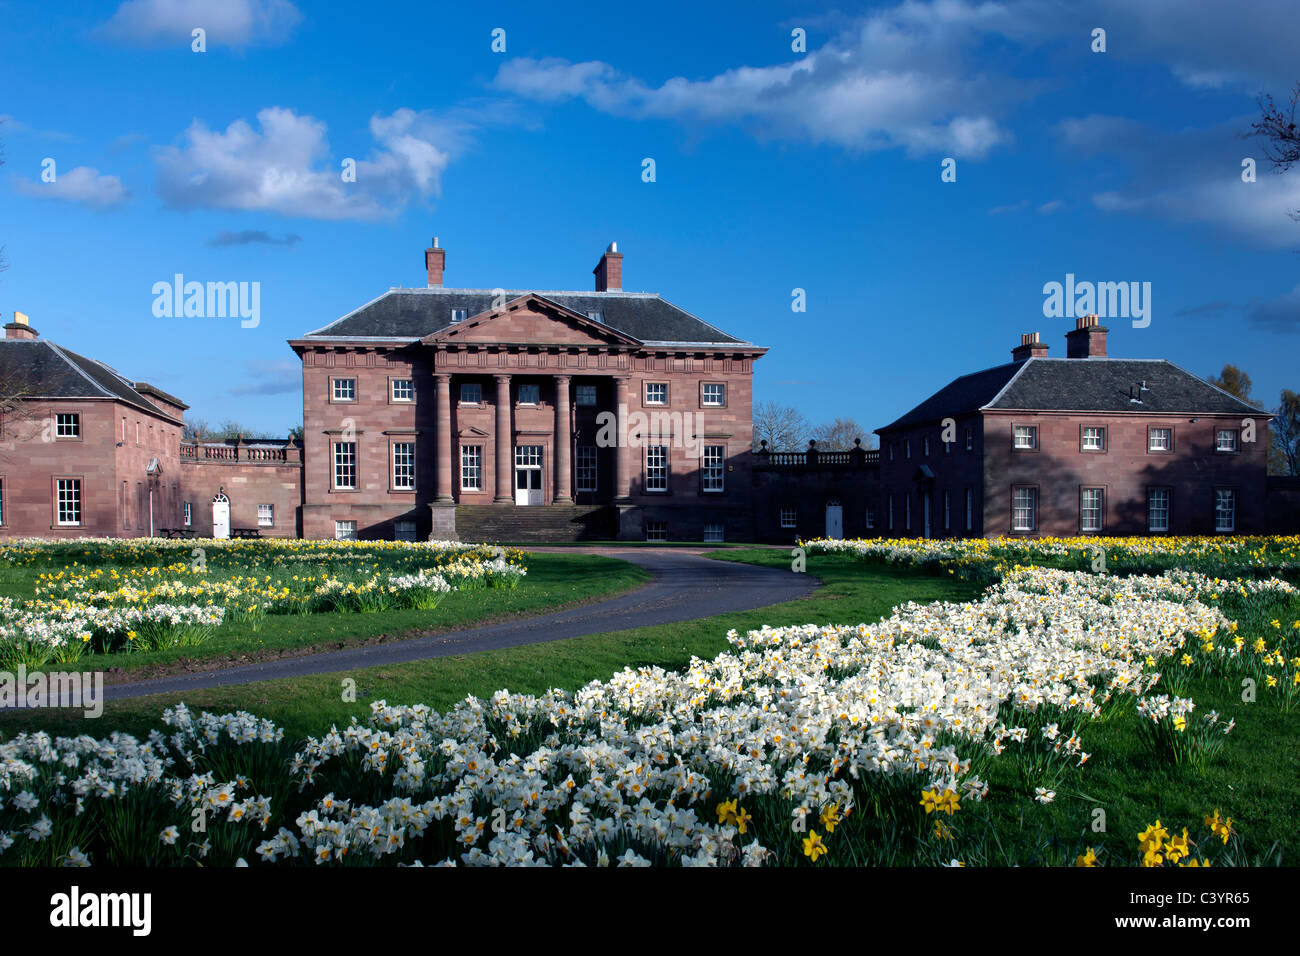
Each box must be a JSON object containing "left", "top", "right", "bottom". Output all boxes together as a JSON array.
[
  {"left": 1011, "top": 330, "right": 1049, "bottom": 361},
  {"left": 1066, "top": 314, "right": 1108, "bottom": 358},
  {"left": 593, "top": 242, "right": 623, "bottom": 292},
  {"left": 425, "top": 238, "right": 446, "bottom": 287},
  {"left": 4, "top": 312, "right": 39, "bottom": 340}
]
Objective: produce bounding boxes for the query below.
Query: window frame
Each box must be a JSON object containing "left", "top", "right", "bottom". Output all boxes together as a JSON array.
[
  {"left": 335, "top": 519, "right": 358, "bottom": 540},
  {"left": 575, "top": 384, "right": 598, "bottom": 407},
  {"left": 576, "top": 445, "right": 598, "bottom": 493},
  {"left": 701, "top": 444, "right": 725, "bottom": 493},
  {"left": 643, "top": 381, "right": 668, "bottom": 407},
  {"left": 1079, "top": 486, "right": 1105, "bottom": 534},
  {"left": 1013, "top": 424, "right": 1038, "bottom": 451},
  {"left": 700, "top": 382, "right": 726, "bottom": 408},
  {"left": 54, "top": 412, "right": 82, "bottom": 440},
  {"left": 258, "top": 504, "right": 275, "bottom": 528},
  {"left": 1147, "top": 486, "right": 1171, "bottom": 533},
  {"left": 1080, "top": 425, "right": 1106, "bottom": 453},
  {"left": 1011, "top": 485, "right": 1038, "bottom": 533},
  {"left": 703, "top": 523, "right": 725, "bottom": 543},
  {"left": 1214, "top": 428, "right": 1239, "bottom": 454},
  {"left": 55, "top": 476, "right": 83, "bottom": 527},
  {"left": 516, "top": 383, "right": 540, "bottom": 406},
  {"left": 390, "top": 378, "right": 415, "bottom": 403},
  {"left": 184, "top": 501, "right": 193, "bottom": 527},
  {"left": 1148, "top": 426, "right": 1173, "bottom": 453},
  {"left": 964, "top": 427, "right": 974, "bottom": 452},
  {"left": 331, "top": 378, "right": 357, "bottom": 403},
  {"left": 644, "top": 445, "right": 669, "bottom": 493},
  {"left": 332, "top": 441, "right": 358, "bottom": 490},
  {"left": 460, "top": 445, "right": 483, "bottom": 492},
  {"left": 391, "top": 441, "right": 416, "bottom": 491},
  {"left": 645, "top": 520, "right": 668, "bottom": 542},
  {"left": 1214, "top": 488, "right": 1236, "bottom": 533},
  {"left": 458, "top": 382, "right": 483, "bottom": 406},
  {"left": 780, "top": 506, "right": 797, "bottom": 529}
]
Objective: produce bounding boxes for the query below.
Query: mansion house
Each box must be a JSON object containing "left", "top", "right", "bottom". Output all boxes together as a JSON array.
[{"left": 288, "top": 241, "right": 766, "bottom": 542}]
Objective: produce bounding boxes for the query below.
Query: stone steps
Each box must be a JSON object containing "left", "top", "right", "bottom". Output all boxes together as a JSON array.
[{"left": 455, "top": 504, "right": 617, "bottom": 543}]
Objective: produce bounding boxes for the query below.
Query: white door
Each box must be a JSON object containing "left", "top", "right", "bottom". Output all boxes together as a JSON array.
[
  {"left": 825, "top": 500, "right": 843, "bottom": 540},
  {"left": 211, "top": 493, "right": 230, "bottom": 539},
  {"left": 514, "top": 446, "right": 544, "bottom": 506}
]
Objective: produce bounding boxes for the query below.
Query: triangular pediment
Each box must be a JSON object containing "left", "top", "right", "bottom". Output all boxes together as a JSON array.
[
  {"left": 458, "top": 425, "right": 490, "bottom": 438},
  {"left": 421, "top": 294, "right": 641, "bottom": 348}
]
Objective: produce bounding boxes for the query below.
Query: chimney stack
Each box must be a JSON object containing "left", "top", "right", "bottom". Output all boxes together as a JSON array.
[
  {"left": 1065, "top": 313, "right": 1108, "bottom": 358},
  {"left": 425, "top": 237, "right": 445, "bottom": 288},
  {"left": 1011, "top": 331, "right": 1049, "bottom": 362},
  {"left": 4, "top": 311, "right": 38, "bottom": 340},
  {"left": 593, "top": 241, "right": 622, "bottom": 292}
]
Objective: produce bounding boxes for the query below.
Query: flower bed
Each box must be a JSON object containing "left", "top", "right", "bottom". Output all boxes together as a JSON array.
[{"left": 4, "top": 564, "right": 1294, "bottom": 867}]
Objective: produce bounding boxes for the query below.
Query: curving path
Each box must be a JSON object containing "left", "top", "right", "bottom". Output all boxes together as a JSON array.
[{"left": 102, "top": 548, "right": 818, "bottom": 702}]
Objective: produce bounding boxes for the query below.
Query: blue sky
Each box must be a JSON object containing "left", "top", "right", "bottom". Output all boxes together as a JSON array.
[{"left": 2, "top": 0, "right": 1299, "bottom": 437}]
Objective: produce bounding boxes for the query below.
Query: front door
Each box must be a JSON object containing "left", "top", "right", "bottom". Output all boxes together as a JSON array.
[
  {"left": 825, "top": 499, "right": 843, "bottom": 539},
  {"left": 515, "top": 445, "right": 544, "bottom": 506}
]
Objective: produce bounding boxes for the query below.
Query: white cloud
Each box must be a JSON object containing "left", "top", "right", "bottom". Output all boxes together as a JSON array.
[
  {"left": 493, "top": 2, "right": 1024, "bottom": 158},
  {"left": 100, "top": 0, "right": 301, "bottom": 48},
  {"left": 14, "top": 166, "right": 130, "bottom": 208},
  {"left": 154, "top": 106, "right": 470, "bottom": 221}
]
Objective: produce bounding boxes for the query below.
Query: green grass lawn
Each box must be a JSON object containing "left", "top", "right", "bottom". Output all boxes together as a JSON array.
[
  {"left": 0, "top": 552, "right": 648, "bottom": 677},
  {"left": 0, "top": 550, "right": 976, "bottom": 740}
]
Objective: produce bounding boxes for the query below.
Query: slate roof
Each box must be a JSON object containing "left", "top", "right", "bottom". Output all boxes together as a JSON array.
[
  {"left": 301, "top": 289, "right": 752, "bottom": 346},
  {"left": 0, "top": 339, "right": 184, "bottom": 421},
  {"left": 879, "top": 357, "right": 1265, "bottom": 431}
]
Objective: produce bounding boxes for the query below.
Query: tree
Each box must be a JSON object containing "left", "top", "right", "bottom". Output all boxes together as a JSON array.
[
  {"left": 1207, "top": 364, "right": 1262, "bottom": 407},
  {"left": 289, "top": 424, "right": 304, "bottom": 442},
  {"left": 809, "top": 417, "right": 874, "bottom": 451},
  {"left": 1272, "top": 389, "right": 1300, "bottom": 476},
  {"left": 752, "top": 401, "right": 809, "bottom": 451},
  {"left": 1252, "top": 84, "right": 1300, "bottom": 220}
]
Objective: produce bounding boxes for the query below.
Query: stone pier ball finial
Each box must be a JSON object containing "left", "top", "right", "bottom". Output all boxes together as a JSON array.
[
  {"left": 760, "top": 439, "right": 768, "bottom": 449},
  {"left": 854, "top": 437, "right": 862, "bottom": 447}
]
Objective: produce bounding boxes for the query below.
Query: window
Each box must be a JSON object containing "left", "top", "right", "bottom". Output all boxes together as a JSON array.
[
  {"left": 335, "top": 520, "right": 357, "bottom": 540},
  {"left": 965, "top": 427, "right": 974, "bottom": 452},
  {"left": 184, "top": 502, "right": 192, "bottom": 527},
  {"left": 459, "top": 383, "right": 482, "bottom": 405},
  {"left": 1082, "top": 426, "right": 1105, "bottom": 451},
  {"left": 888, "top": 444, "right": 895, "bottom": 461},
  {"left": 136, "top": 422, "right": 141, "bottom": 444},
  {"left": 576, "top": 446, "right": 597, "bottom": 493},
  {"left": 702, "top": 445, "right": 725, "bottom": 492},
  {"left": 1149, "top": 427, "right": 1172, "bottom": 452},
  {"left": 451, "top": 308, "right": 468, "bottom": 323},
  {"left": 865, "top": 505, "right": 875, "bottom": 530},
  {"left": 1215, "top": 489, "right": 1235, "bottom": 532},
  {"left": 333, "top": 442, "right": 357, "bottom": 489},
  {"left": 332, "top": 378, "right": 356, "bottom": 402},
  {"left": 965, "top": 488, "right": 973, "bottom": 531},
  {"left": 394, "top": 520, "right": 417, "bottom": 542},
  {"left": 586, "top": 310, "right": 604, "bottom": 323},
  {"left": 1013, "top": 425, "right": 1037, "bottom": 450},
  {"left": 1080, "top": 488, "right": 1104, "bottom": 533},
  {"left": 55, "top": 413, "right": 80, "bottom": 438},
  {"left": 56, "top": 478, "right": 82, "bottom": 526},
  {"left": 905, "top": 494, "right": 911, "bottom": 530},
  {"left": 392, "top": 379, "right": 414, "bottom": 402},
  {"left": 1148, "top": 487, "right": 1171, "bottom": 532},
  {"left": 702, "top": 383, "right": 725, "bottom": 407},
  {"left": 0, "top": 477, "right": 4, "bottom": 525},
  {"left": 944, "top": 439, "right": 951, "bottom": 455},
  {"left": 515, "top": 445, "right": 542, "bottom": 468},
  {"left": 576, "top": 385, "right": 598, "bottom": 406},
  {"left": 780, "top": 506, "right": 797, "bottom": 529},
  {"left": 888, "top": 494, "right": 895, "bottom": 530},
  {"left": 1012, "top": 487, "right": 1037, "bottom": 532},
  {"left": 943, "top": 489, "right": 951, "bottom": 531},
  {"left": 121, "top": 417, "right": 127, "bottom": 441},
  {"left": 923, "top": 436, "right": 930, "bottom": 457},
  {"left": 461, "top": 446, "right": 482, "bottom": 491},
  {"left": 645, "top": 520, "right": 667, "bottom": 542},
  {"left": 645, "top": 382, "right": 667, "bottom": 406},
  {"left": 258, "top": 504, "right": 274, "bottom": 527},
  {"left": 517, "top": 384, "right": 540, "bottom": 405},
  {"left": 1215, "top": 429, "right": 1239, "bottom": 453},
  {"left": 703, "top": 523, "right": 725, "bottom": 543},
  {"left": 645, "top": 446, "right": 668, "bottom": 492},
  {"left": 904, "top": 439, "right": 911, "bottom": 460},
  {"left": 392, "top": 442, "right": 416, "bottom": 490}
]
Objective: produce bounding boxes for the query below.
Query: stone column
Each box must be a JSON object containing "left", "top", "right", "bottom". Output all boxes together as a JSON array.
[
  {"left": 553, "top": 375, "right": 572, "bottom": 503},
  {"left": 494, "top": 374, "right": 513, "bottom": 503},
  {"left": 434, "top": 373, "right": 453, "bottom": 501},
  {"left": 614, "top": 376, "right": 631, "bottom": 499}
]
